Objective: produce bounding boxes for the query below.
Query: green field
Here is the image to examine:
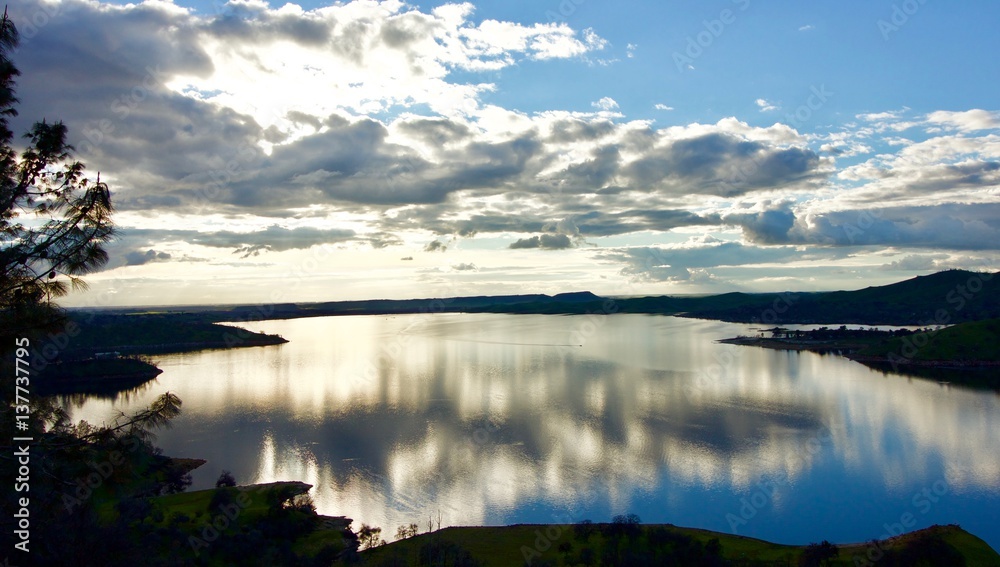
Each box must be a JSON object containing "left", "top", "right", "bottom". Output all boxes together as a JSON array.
[
  {"left": 359, "top": 523, "right": 1000, "bottom": 566},
  {"left": 62, "top": 312, "right": 288, "bottom": 356},
  {"left": 128, "top": 482, "right": 354, "bottom": 566},
  {"left": 859, "top": 318, "right": 1000, "bottom": 363}
]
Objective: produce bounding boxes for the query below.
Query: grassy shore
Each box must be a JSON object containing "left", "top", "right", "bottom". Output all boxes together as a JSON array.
[
  {"left": 719, "top": 319, "right": 1000, "bottom": 389},
  {"left": 359, "top": 523, "right": 999, "bottom": 566},
  {"left": 855, "top": 318, "right": 1000, "bottom": 364}
]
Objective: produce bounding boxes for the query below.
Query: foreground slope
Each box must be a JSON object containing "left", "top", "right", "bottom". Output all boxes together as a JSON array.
[
  {"left": 856, "top": 317, "right": 1000, "bottom": 364},
  {"left": 358, "top": 523, "right": 999, "bottom": 566}
]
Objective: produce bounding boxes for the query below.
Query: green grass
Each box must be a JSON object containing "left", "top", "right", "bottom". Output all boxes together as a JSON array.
[
  {"left": 63, "top": 312, "right": 287, "bottom": 356},
  {"left": 359, "top": 523, "right": 1000, "bottom": 566},
  {"left": 859, "top": 318, "right": 1000, "bottom": 362},
  {"left": 361, "top": 525, "right": 802, "bottom": 566},
  {"left": 149, "top": 480, "right": 310, "bottom": 521},
  {"left": 145, "top": 482, "right": 351, "bottom": 565}
]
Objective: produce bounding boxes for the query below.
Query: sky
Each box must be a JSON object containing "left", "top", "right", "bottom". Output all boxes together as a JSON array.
[{"left": 7, "top": 0, "right": 1000, "bottom": 307}]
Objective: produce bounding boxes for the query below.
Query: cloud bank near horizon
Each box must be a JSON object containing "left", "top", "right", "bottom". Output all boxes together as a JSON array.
[{"left": 7, "top": 0, "right": 999, "bottom": 303}]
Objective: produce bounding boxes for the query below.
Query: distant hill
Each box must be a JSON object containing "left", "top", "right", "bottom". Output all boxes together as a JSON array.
[
  {"left": 676, "top": 270, "right": 1000, "bottom": 325},
  {"left": 73, "top": 269, "right": 1000, "bottom": 327},
  {"left": 858, "top": 317, "right": 1000, "bottom": 363},
  {"left": 361, "top": 523, "right": 1000, "bottom": 567}
]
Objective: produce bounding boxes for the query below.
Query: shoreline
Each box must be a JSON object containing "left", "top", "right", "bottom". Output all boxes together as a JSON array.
[{"left": 718, "top": 336, "right": 1000, "bottom": 370}]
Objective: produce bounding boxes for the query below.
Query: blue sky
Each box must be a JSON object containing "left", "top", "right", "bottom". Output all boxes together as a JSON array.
[{"left": 7, "top": 0, "right": 1000, "bottom": 306}]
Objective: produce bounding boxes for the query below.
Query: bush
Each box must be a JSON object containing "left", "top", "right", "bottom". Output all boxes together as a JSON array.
[
  {"left": 357, "top": 524, "right": 385, "bottom": 550},
  {"left": 800, "top": 540, "right": 838, "bottom": 566},
  {"left": 216, "top": 470, "right": 237, "bottom": 488},
  {"left": 418, "top": 540, "right": 480, "bottom": 567},
  {"left": 209, "top": 487, "right": 235, "bottom": 512},
  {"left": 574, "top": 519, "right": 595, "bottom": 542}
]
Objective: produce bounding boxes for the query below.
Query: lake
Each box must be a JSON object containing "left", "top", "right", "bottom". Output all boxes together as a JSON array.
[{"left": 61, "top": 313, "right": 1000, "bottom": 550}]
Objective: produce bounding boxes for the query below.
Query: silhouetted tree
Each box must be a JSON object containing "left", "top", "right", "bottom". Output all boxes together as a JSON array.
[
  {"left": 395, "top": 522, "right": 419, "bottom": 540},
  {"left": 358, "top": 523, "right": 385, "bottom": 550},
  {"left": 216, "top": 469, "right": 237, "bottom": 487},
  {"left": 800, "top": 540, "right": 839, "bottom": 566},
  {"left": 0, "top": 9, "right": 115, "bottom": 342}
]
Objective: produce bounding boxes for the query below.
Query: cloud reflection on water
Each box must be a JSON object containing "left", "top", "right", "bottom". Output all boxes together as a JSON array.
[{"left": 64, "top": 313, "right": 1000, "bottom": 546}]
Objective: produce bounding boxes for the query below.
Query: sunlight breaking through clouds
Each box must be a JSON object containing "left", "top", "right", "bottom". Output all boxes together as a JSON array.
[{"left": 7, "top": 0, "right": 1000, "bottom": 304}]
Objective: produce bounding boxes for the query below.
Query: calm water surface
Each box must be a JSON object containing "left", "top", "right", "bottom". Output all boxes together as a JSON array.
[{"left": 62, "top": 314, "right": 1000, "bottom": 549}]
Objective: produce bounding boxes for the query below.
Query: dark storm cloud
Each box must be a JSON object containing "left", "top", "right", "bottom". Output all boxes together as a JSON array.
[
  {"left": 723, "top": 206, "right": 796, "bottom": 244},
  {"left": 558, "top": 145, "right": 621, "bottom": 190},
  {"left": 598, "top": 243, "right": 806, "bottom": 282},
  {"left": 377, "top": 205, "right": 719, "bottom": 240},
  {"left": 16, "top": 0, "right": 994, "bottom": 268},
  {"left": 570, "top": 209, "right": 721, "bottom": 236},
  {"left": 620, "top": 133, "right": 821, "bottom": 196},
  {"left": 191, "top": 125, "right": 545, "bottom": 210},
  {"left": 364, "top": 232, "right": 404, "bottom": 249},
  {"left": 440, "top": 134, "right": 544, "bottom": 192},
  {"left": 287, "top": 111, "right": 323, "bottom": 131},
  {"left": 789, "top": 203, "right": 1000, "bottom": 250},
  {"left": 396, "top": 117, "right": 472, "bottom": 146},
  {"left": 424, "top": 240, "right": 447, "bottom": 252},
  {"left": 124, "top": 249, "right": 171, "bottom": 266},
  {"left": 544, "top": 118, "right": 617, "bottom": 143},
  {"left": 721, "top": 203, "right": 1000, "bottom": 251},
  {"left": 873, "top": 160, "right": 1000, "bottom": 198},
  {"left": 10, "top": 0, "right": 211, "bottom": 123},
  {"left": 206, "top": 7, "right": 331, "bottom": 47},
  {"left": 121, "top": 225, "right": 356, "bottom": 256},
  {"left": 8, "top": 0, "right": 264, "bottom": 213},
  {"left": 378, "top": 10, "right": 438, "bottom": 48},
  {"left": 5, "top": 0, "right": 824, "bottom": 230},
  {"left": 509, "top": 234, "right": 573, "bottom": 250}
]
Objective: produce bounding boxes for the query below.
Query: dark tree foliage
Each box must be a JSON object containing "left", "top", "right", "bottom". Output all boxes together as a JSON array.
[
  {"left": 417, "top": 539, "right": 481, "bottom": 567},
  {"left": 590, "top": 519, "right": 731, "bottom": 567},
  {"left": 800, "top": 540, "right": 839, "bottom": 566},
  {"left": 872, "top": 531, "right": 967, "bottom": 567},
  {"left": 574, "top": 518, "right": 596, "bottom": 542},
  {"left": 0, "top": 9, "right": 115, "bottom": 342},
  {"left": 216, "top": 469, "right": 237, "bottom": 488}
]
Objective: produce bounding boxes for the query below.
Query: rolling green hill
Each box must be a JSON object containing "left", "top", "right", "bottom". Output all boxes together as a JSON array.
[
  {"left": 71, "top": 269, "right": 1000, "bottom": 327},
  {"left": 680, "top": 270, "right": 1000, "bottom": 325},
  {"left": 358, "top": 523, "right": 1000, "bottom": 567},
  {"left": 858, "top": 317, "right": 1000, "bottom": 363}
]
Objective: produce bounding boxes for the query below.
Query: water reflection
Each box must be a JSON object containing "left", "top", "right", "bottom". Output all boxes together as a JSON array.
[
  {"left": 61, "top": 314, "right": 1000, "bottom": 549},
  {"left": 49, "top": 376, "right": 161, "bottom": 408}
]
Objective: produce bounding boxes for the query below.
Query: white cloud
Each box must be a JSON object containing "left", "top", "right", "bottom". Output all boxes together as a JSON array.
[
  {"left": 591, "top": 97, "right": 619, "bottom": 111},
  {"left": 756, "top": 98, "right": 778, "bottom": 112},
  {"left": 10, "top": 0, "right": 1000, "bottom": 306},
  {"left": 926, "top": 109, "right": 1000, "bottom": 132},
  {"left": 798, "top": 24, "right": 814, "bottom": 32}
]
